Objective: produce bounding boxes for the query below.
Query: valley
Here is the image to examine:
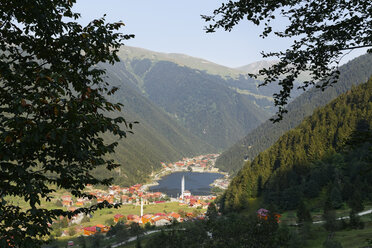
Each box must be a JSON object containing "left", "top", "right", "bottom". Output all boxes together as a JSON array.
[
  {"left": 46, "top": 51, "right": 372, "bottom": 248},
  {"left": 4, "top": 2, "right": 372, "bottom": 248}
]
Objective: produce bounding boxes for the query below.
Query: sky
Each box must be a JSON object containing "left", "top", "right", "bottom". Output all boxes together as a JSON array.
[{"left": 73, "top": 0, "right": 367, "bottom": 68}]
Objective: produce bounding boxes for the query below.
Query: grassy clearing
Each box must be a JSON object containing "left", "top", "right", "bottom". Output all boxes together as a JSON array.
[
  {"left": 86, "top": 202, "right": 204, "bottom": 227},
  {"left": 303, "top": 221, "right": 372, "bottom": 248}
]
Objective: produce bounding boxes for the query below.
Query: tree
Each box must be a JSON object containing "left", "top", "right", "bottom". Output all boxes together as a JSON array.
[
  {"left": 90, "top": 233, "right": 104, "bottom": 248},
  {"left": 77, "top": 236, "right": 87, "bottom": 248},
  {"left": 203, "top": 0, "right": 372, "bottom": 121},
  {"left": 206, "top": 202, "right": 218, "bottom": 221},
  {"left": 0, "top": 1, "right": 134, "bottom": 247},
  {"left": 296, "top": 199, "right": 312, "bottom": 224},
  {"left": 105, "top": 218, "right": 115, "bottom": 227},
  {"left": 68, "top": 226, "right": 76, "bottom": 236}
]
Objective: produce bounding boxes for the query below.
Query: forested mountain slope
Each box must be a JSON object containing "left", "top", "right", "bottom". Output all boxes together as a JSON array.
[
  {"left": 103, "top": 46, "right": 288, "bottom": 150},
  {"left": 94, "top": 66, "right": 215, "bottom": 186},
  {"left": 222, "top": 79, "right": 372, "bottom": 211},
  {"left": 216, "top": 53, "right": 372, "bottom": 173}
]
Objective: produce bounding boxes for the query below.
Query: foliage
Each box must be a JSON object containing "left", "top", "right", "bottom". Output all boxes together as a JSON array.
[
  {"left": 105, "top": 218, "right": 115, "bottom": 226},
  {"left": 68, "top": 226, "right": 76, "bottom": 236},
  {"left": 206, "top": 202, "right": 218, "bottom": 222},
  {"left": 0, "top": 0, "right": 134, "bottom": 247},
  {"left": 90, "top": 233, "right": 104, "bottom": 248},
  {"left": 215, "top": 53, "right": 372, "bottom": 174},
  {"left": 144, "top": 213, "right": 300, "bottom": 248},
  {"left": 296, "top": 199, "right": 312, "bottom": 224},
  {"left": 323, "top": 239, "right": 343, "bottom": 248},
  {"left": 129, "top": 222, "right": 144, "bottom": 237},
  {"left": 77, "top": 236, "right": 87, "bottom": 248},
  {"left": 221, "top": 79, "right": 372, "bottom": 212},
  {"left": 81, "top": 215, "right": 91, "bottom": 223},
  {"left": 203, "top": 0, "right": 372, "bottom": 121},
  {"left": 323, "top": 209, "right": 339, "bottom": 232}
]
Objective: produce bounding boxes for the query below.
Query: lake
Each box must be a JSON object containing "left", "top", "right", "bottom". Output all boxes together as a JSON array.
[{"left": 149, "top": 172, "right": 223, "bottom": 197}]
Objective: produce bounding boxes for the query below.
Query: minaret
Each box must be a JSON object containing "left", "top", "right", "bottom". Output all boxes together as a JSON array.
[
  {"left": 139, "top": 197, "right": 143, "bottom": 224},
  {"left": 181, "top": 175, "right": 185, "bottom": 200}
]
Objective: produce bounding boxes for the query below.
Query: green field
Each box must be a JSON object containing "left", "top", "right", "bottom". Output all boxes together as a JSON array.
[{"left": 85, "top": 202, "right": 204, "bottom": 227}]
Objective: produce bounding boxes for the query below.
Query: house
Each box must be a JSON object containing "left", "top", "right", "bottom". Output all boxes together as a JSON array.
[
  {"left": 153, "top": 192, "right": 162, "bottom": 198},
  {"left": 62, "top": 200, "right": 73, "bottom": 207},
  {"left": 151, "top": 216, "right": 171, "bottom": 226},
  {"left": 83, "top": 226, "right": 96, "bottom": 236},
  {"left": 183, "top": 190, "right": 191, "bottom": 197},
  {"left": 114, "top": 214, "right": 125, "bottom": 223},
  {"left": 127, "top": 214, "right": 140, "bottom": 223},
  {"left": 121, "top": 195, "right": 129, "bottom": 203},
  {"left": 61, "top": 195, "right": 72, "bottom": 202},
  {"left": 141, "top": 214, "right": 153, "bottom": 224},
  {"left": 154, "top": 213, "right": 167, "bottom": 216},
  {"left": 168, "top": 212, "right": 182, "bottom": 222},
  {"left": 175, "top": 162, "right": 185, "bottom": 167},
  {"left": 257, "top": 208, "right": 281, "bottom": 223},
  {"left": 257, "top": 208, "right": 269, "bottom": 220},
  {"left": 95, "top": 224, "right": 109, "bottom": 233}
]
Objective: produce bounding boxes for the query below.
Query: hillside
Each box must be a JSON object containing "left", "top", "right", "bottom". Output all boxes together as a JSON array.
[
  {"left": 222, "top": 78, "right": 372, "bottom": 211},
  {"left": 117, "top": 46, "right": 245, "bottom": 78},
  {"left": 105, "top": 47, "right": 286, "bottom": 150},
  {"left": 94, "top": 64, "right": 215, "bottom": 186},
  {"left": 235, "top": 60, "right": 279, "bottom": 74},
  {"left": 216, "top": 53, "right": 372, "bottom": 174}
]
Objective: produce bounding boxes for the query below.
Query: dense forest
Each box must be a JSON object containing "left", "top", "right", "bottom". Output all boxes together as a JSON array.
[
  {"left": 215, "top": 53, "right": 372, "bottom": 174},
  {"left": 221, "top": 79, "right": 372, "bottom": 212}
]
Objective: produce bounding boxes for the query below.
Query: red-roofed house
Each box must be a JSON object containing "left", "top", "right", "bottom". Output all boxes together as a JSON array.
[
  {"left": 151, "top": 216, "right": 171, "bottom": 226},
  {"left": 61, "top": 195, "right": 72, "bottom": 201},
  {"left": 114, "top": 214, "right": 125, "bottom": 223},
  {"left": 83, "top": 226, "right": 96, "bottom": 236},
  {"left": 168, "top": 212, "right": 182, "bottom": 222},
  {"left": 62, "top": 200, "right": 72, "bottom": 207}
]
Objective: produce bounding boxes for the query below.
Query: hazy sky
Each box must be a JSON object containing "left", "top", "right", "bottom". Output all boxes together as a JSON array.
[{"left": 73, "top": 0, "right": 367, "bottom": 68}]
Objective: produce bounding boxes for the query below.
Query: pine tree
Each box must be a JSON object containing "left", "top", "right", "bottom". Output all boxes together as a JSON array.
[{"left": 296, "top": 199, "right": 312, "bottom": 224}]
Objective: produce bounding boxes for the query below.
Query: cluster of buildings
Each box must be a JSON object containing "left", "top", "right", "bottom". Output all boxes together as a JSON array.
[
  {"left": 59, "top": 184, "right": 167, "bottom": 209},
  {"left": 210, "top": 177, "right": 230, "bottom": 190},
  {"left": 55, "top": 153, "right": 227, "bottom": 238},
  {"left": 81, "top": 210, "right": 206, "bottom": 236},
  {"left": 161, "top": 154, "right": 220, "bottom": 173},
  {"left": 115, "top": 212, "right": 184, "bottom": 227}
]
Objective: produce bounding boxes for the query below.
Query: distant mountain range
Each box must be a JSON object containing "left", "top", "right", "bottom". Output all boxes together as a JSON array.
[
  {"left": 235, "top": 60, "right": 279, "bottom": 74},
  {"left": 108, "top": 46, "right": 297, "bottom": 150},
  {"left": 215, "top": 53, "right": 372, "bottom": 174},
  {"left": 94, "top": 47, "right": 372, "bottom": 186},
  {"left": 96, "top": 46, "right": 299, "bottom": 185}
]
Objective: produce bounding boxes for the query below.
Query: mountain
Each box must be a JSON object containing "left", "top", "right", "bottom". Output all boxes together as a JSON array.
[
  {"left": 215, "top": 53, "right": 372, "bottom": 174},
  {"left": 94, "top": 64, "right": 215, "bottom": 186},
  {"left": 235, "top": 60, "right": 278, "bottom": 74},
  {"left": 106, "top": 47, "right": 286, "bottom": 150},
  {"left": 222, "top": 78, "right": 372, "bottom": 212},
  {"left": 118, "top": 46, "right": 244, "bottom": 78}
]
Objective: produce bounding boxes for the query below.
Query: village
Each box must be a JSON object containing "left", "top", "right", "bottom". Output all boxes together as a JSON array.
[{"left": 53, "top": 154, "right": 230, "bottom": 238}]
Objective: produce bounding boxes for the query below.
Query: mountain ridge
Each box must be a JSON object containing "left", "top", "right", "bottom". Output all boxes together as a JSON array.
[{"left": 215, "top": 53, "right": 372, "bottom": 174}]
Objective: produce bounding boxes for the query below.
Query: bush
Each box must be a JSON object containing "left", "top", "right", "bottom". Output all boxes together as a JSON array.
[
  {"left": 81, "top": 215, "right": 91, "bottom": 223},
  {"left": 68, "top": 227, "right": 76, "bottom": 236},
  {"left": 105, "top": 218, "right": 115, "bottom": 226},
  {"left": 55, "top": 200, "right": 63, "bottom": 207}
]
